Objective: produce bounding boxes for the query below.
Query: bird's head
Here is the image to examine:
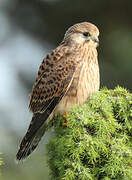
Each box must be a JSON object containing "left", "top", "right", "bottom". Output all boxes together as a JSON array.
[{"left": 64, "top": 22, "right": 99, "bottom": 47}]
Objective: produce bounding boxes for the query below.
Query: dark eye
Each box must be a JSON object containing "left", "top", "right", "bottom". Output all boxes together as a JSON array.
[{"left": 83, "top": 32, "right": 90, "bottom": 37}]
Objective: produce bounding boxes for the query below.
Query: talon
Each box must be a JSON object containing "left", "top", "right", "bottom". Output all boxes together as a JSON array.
[
  {"left": 63, "top": 112, "right": 69, "bottom": 119},
  {"left": 62, "top": 112, "right": 69, "bottom": 127},
  {"left": 62, "top": 120, "right": 69, "bottom": 127}
]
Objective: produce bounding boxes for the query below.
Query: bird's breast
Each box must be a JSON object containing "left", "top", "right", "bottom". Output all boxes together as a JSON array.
[{"left": 54, "top": 51, "right": 100, "bottom": 115}]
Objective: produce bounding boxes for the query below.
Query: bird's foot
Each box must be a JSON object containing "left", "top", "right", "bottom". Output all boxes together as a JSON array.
[
  {"left": 62, "top": 112, "right": 69, "bottom": 127},
  {"left": 62, "top": 121, "right": 69, "bottom": 127}
]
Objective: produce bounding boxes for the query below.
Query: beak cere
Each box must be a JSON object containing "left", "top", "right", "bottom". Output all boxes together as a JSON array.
[{"left": 91, "top": 36, "right": 99, "bottom": 43}]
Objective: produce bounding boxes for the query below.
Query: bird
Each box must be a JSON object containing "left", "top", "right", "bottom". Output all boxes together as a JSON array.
[{"left": 16, "top": 22, "right": 100, "bottom": 161}]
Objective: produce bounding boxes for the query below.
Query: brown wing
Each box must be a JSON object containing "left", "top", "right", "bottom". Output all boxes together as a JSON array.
[
  {"left": 16, "top": 45, "right": 77, "bottom": 161},
  {"left": 29, "top": 45, "right": 76, "bottom": 113}
]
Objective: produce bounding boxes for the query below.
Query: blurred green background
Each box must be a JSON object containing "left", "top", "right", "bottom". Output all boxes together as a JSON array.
[{"left": 0, "top": 0, "right": 132, "bottom": 179}]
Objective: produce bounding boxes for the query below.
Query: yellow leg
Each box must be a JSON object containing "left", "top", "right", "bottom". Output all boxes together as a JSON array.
[
  {"left": 62, "top": 112, "right": 69, "bottom": 127},
  {"left": 63, "top": 112, "right": 69, "bottom": 119}
]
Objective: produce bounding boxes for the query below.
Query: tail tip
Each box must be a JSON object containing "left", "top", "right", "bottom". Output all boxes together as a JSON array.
[
  {"left": 15, "top": 153, "right": 26, "bottom": 164},
  {"left": 15, "top": 150, "right": 27, "bottom": 163},
  {"left": 14, "top": 158, "right": 20, "bottom": 164}
]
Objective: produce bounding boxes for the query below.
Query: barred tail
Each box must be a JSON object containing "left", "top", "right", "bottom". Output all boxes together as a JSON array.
[{"left": 16, "top": 113, "right": 48, "bottom": 161}]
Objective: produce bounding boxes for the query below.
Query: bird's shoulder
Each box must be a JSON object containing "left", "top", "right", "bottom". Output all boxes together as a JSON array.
[
  {"left": 36, "top": 44, "right": 74, "bottom": 81},
  {"left": 29, "top": 44, "right": 77, "bottom": 113}
]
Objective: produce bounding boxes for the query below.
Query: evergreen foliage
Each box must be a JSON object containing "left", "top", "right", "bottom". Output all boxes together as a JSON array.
[{"left": 47, "top": 87, "right": 132, "bottom": 180}]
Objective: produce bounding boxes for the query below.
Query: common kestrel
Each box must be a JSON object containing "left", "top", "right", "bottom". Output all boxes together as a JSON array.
[{"left": 16, "top": 22, "right": 100, "bottom": 161}]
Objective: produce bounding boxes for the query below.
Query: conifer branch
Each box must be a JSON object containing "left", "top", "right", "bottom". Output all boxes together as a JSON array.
[{"left": 47, "top": 87, "right": 132, "bottom": 180}]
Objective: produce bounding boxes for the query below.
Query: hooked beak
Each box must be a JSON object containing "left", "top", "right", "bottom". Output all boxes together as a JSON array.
[{"left": 91, "top": 36, "right": 99, "bottom": 43}]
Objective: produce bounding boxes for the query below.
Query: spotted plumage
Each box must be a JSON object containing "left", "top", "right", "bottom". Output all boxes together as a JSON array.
[{"left": 16, "top": 22, "right": 100, "bottom": 161}]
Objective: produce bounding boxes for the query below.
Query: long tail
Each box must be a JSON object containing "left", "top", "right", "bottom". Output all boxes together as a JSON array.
[
  {"left": 16, "top": 113, "right": 51, "bottom": 161},
  {"left": 16, "top": 96, "right": 63, "bottom": 161}
]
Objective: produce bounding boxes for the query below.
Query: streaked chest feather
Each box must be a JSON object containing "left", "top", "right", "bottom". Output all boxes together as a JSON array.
[{"left": 54, "top": 47, "right": 100, "bottom": 114}]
